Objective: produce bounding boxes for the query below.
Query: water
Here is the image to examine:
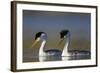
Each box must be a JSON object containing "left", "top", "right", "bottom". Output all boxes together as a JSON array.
[
  {"left": 23, "top": 54, "right": 90, "bottom": 62},
  {"left": 23, "top": 48, "right": 90, "bottom": 62}
]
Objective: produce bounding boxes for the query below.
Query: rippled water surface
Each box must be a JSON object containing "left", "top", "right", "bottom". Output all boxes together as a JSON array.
[{"left": 23, "top": 52, "right": 90, "bottom": 62}]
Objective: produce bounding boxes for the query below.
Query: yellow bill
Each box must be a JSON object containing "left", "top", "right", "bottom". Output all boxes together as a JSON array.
[
  {"left": 57, "top": 39, "right": 64, "bottom": 46},
  {"left": 31, "top": 38, "right": 40, "bottom": 48}
]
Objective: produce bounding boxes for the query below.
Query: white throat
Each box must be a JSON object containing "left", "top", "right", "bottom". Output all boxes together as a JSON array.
[
  {"left": 39, "top": 40, "right": 46, "bottom": 56},
  {"left": 62, "top": 36, "right": 70, "bottom": 56}
]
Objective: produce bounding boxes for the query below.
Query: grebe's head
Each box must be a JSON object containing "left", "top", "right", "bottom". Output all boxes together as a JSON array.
[
  {"left": 60, "top": 30, "right": 70, "bottom": 39},
  {"left": 35, "top": 32, "right": 47, "bottom": 41},
  {"left": 31, "top": 32, "right": 47, "bottom": 48},
  {"left": 57, "top": 30, "right": 70, "bottom": 46}
]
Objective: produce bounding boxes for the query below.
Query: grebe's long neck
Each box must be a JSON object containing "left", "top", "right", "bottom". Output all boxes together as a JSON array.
[
  {"left": 62, "top": 37, "right": 70, "bottom": 56},
  {"left": 39, "top": 40, "right": 46, "bottom": 56}
]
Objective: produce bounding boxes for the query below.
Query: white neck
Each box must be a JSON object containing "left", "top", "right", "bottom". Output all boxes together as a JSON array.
[
  {"left": 39, "top": 40, "right": 46, "bottom": 56},
  {"left": 62, "top": 37, "right": 70, "bottom": 56}
]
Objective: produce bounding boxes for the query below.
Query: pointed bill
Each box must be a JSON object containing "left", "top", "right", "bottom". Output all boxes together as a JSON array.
[
  {"left": 31, "top": 38, "right": 40, "bottom": 48},
  {"left": 57, "top": 38, "right": 64, "bottom": 46}
]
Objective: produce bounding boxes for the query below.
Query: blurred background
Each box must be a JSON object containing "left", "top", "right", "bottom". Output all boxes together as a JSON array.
[{"left": 23, "top": 10, "right": 91, "bottom": 62}]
